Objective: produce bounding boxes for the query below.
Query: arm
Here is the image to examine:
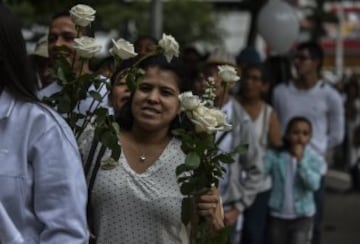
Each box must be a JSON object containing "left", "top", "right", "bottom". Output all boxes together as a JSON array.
[
  {"left": 233, "top": 120, "right": 264, "bottom": 211},
  {"left": 263, "top": 150, "right": 275, "bottom": 176},
  {"left": 296, "top": 150, "right": 322, "bottom": 191},
  {"left": 268, "top": 110, "right": 283, "bottom": 148},
  {"left": 30, "top": 125, "right": 88, "bottom": 244},
  {"left": 326, "top": 88, "right": 345, "bottom": 148}
]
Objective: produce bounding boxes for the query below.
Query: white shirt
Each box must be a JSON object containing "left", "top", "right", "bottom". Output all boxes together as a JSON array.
[{"left": 0, "top": 88, "right": 88, "bottom": 243}]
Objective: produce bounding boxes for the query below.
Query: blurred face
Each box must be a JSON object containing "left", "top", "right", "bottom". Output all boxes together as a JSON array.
[
  {"left": 242, "top": 68, "right": 267, "bottom": 100},
  {"left": 135, "top": 38, "right": 157, "bottom": 57},
  {"left": 286, "top": 121, "right": 312, "bottom": 147},
  {"left": 131, "top": 67, "right": 181, "bottom": 132},
  {"left": 110, "top": 77, "right": 130, "bottom": 112},
  {"left": 293, "top": 49, "right": 318, "bottom": 77},
  {"left": 48, "top": 16, "right": 77, "bottom": 64}
]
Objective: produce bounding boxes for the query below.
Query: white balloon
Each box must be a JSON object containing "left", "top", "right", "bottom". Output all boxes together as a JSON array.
[{"left": 257, "top": 0, "right": 300, "bottom": 54}]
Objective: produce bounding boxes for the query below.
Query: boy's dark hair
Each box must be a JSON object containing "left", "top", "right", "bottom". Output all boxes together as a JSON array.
[{"left": 296, "top": 41, "right": 324, "bottom": 73}]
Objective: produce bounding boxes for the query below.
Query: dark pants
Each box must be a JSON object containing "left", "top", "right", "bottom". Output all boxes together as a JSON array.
[
  {"left": 241, "top": 190, "right": 271, "bottom": 244},
  {"left": 268, "top": 216, "right": 313, "bottom": 244},
  {"left": 311, "top": 177, "right": 325, "bottom": 244}
]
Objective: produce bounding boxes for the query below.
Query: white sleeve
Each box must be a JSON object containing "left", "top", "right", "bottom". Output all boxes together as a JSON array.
[{"left": 30, "top": 125, "right": 89, "bottom": 244}]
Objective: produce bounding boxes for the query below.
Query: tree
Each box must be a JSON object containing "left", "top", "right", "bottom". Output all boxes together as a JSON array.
[{"left": 7, "top": 0, "right": 223, "bottom": 48}]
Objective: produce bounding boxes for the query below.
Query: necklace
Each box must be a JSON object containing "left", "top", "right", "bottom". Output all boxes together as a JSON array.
[{"left": 139, "top": 155, "right": 146, "bottom": 162}]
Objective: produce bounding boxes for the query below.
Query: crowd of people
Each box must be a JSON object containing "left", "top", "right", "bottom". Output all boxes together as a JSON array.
[{"left": 1, "top": 1, "right": 356, "bottom": 244}]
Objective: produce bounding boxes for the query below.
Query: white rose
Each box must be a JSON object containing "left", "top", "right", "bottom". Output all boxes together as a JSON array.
[
  {"left": 178, "top": 92, "right": 201, "bottom": 111},
  {"left": 158, "top": 33, "right": 179, "bottom": 62},
  {"left": 109, "top": 38, "right": 138, "bottom": 60},
  {"left": 69, "top": 4, "right": 96, "bottom": 27},
  {"left": 218, "top": 65, "right": 240, "bottom": 83},
  {"left": 74, "top": 36, "right": 101, "bottom": 59},
  {"left": 190, "top": 106, "right": 232, "bottom": 134}
]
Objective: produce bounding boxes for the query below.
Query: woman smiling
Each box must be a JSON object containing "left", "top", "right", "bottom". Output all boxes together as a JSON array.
[{"left": 89, "top": 55, "right": 224, "bottom": 243}]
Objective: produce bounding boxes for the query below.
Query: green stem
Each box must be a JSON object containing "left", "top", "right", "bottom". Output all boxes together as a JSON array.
[
  {"left": 76, "top": 81, "right": 108, "bottom": 139},
  {"left": 71, "top": 26, "right": 81, "bottom": 70},
  {"left": 218, "top": 82, "right": 228, "bottom": 109}
]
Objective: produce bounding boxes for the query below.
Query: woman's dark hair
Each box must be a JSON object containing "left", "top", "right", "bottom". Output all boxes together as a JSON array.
[
  {"left": 116, "top": 55, "right": 185, "bottom": 131},
  {"left": 0, "top": 3, "right": 38, "bottom": 101},
  {"left": 276, "top": 116, "right": 312, "bottom": 152}
]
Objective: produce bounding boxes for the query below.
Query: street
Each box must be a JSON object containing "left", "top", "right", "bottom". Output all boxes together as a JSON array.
[{"left": 323, "top": 171, "right": 360, "bottom": 244}]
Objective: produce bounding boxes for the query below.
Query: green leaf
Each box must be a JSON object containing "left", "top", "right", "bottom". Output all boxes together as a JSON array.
[
  {"left": 231, "top": 143, "right": 249, "bottom": 156},
  {"left": 57, "top": 95, "right": 72, "bottom": 113},
  {"left": 176, "top": 164, "right": 190, "bottom": 176},
  {"left": 180, "top": 181, "right": 195, "bottom": 195},
  {"left": 181, "top": 197, "right": 193, "bottom": 225},
  {"left": 216, "top": 154, "right": 234, "bottom": 164},
  {"left": 110, "top": 144, "right": 121, "bottom": 161},
  {"left": 89, "top": 90, "right": 103, "bottom": 101},
  {"left": 185, "top": 152, "right": 200, "bottom": 169},
  {"left": 100, "top": 131, "right": 117, "bottom": 147},
  {"left": 209, "top": 225, "right": 232, "bottom": 244}
]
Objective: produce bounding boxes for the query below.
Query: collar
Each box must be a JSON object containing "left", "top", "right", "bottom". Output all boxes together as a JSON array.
[
  {"left": 289, "top": 79, "right": 324, "bottom": 92},
  {"left": 0, "top": 88, "right": 16, "bottom": 119}
]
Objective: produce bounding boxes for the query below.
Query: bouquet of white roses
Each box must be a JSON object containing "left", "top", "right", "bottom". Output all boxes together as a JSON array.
[
  {"left": 43, "top": 4, "right": 180, "bottom": 162},
  {"left": 174, "top": 68, "right": 242, "bottom": 243}
]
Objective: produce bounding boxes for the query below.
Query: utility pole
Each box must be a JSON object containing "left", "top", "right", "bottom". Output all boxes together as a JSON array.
[
  {"left": 151, "top": 0, "right": 163, "bottom": 39},
  {"left": 335, "top": 0, "right": 344, "bottom": 80}
]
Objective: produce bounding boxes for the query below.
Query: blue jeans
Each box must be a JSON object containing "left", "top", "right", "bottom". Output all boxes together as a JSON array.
[
  {"left": 268, "top": 216, "right": 313, "bottom": 244},
  {"left": 241, "top": 190, "right": 271, "bottom": 244}
]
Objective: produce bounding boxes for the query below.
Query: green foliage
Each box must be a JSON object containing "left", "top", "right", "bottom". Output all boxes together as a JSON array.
[
  {"left": 8, "top": 0, "right": 222, "bottom": 47},
  {"left": 43, "top": 57, "right": 122, "bottom": 161},
  {"left": 173, "top": 125, "right": 246, "bottom": 243}
]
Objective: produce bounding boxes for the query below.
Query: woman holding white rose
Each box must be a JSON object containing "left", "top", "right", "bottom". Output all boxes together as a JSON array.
[{"left": 88, "top": 55, "right": 224, "bottom": 243}]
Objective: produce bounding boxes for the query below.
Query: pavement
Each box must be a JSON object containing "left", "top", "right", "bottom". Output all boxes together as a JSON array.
[{"left": 322, "top": 170, "right": 360, "bottom": 244}]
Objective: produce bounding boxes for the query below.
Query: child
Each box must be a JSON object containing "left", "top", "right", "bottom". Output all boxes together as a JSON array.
[
  {"left": 237, "top": 63, "right": 282, "bottom": 244},
  {"left": 264, "top": 117, "right": 322, "bottom": 244}
]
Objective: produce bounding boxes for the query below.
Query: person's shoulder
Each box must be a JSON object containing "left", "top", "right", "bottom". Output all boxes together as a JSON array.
[
  {"left": 318, "top": 81, "right": 343, "bottom": 101},
  {"left": 230, "top": 97, "right": 251, "bottom": 123},
  {"left": 22, "top": 101, "right": 77, "bottom": 147},
  {"left": 273, "top": 81, "right": 291, "bottom": 92}
]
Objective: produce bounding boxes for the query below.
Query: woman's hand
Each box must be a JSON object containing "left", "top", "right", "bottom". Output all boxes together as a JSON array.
[
  {"left": 223, "top": 207, "right": 240, "bottom": 226},
  {"left": 196, "top": 187, "right": 224, "bottom": 230}
]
